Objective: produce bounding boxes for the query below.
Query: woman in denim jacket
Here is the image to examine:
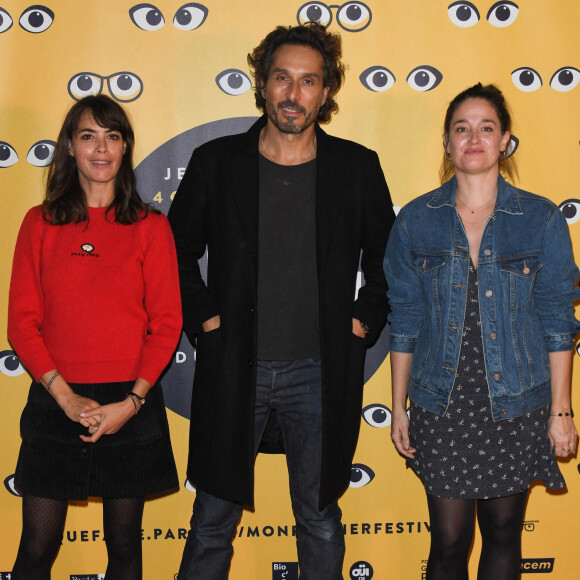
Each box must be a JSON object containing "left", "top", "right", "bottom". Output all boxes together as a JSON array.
[{"left": 384, "top": 83, "right": 580, "bottom": 580}]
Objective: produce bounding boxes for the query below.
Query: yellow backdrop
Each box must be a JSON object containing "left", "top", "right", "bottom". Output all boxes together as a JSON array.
[{"left": 1, "top": 1, "right": 579, "bottom": 578}]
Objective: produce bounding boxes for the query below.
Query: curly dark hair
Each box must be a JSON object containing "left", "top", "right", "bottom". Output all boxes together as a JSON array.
[
  {"left": 440, "top": 83, "right": 518, "bottom": 184},
  {"left": 247, "top": 23, "right": 345, "bottom": 124},
  {"left": 43, "top": 95, "right": 157, "bottom": 225}
]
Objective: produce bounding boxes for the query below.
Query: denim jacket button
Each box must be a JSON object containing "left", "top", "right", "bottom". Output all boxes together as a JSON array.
[
  {"left": 501, "top": 409, "right": 507, "bottom": 414},
  {"left": 484, "top": 249, "right": 491, "bottom": 256},
  {"left": 490, "top": 333, "right": 497, "bottom": 340},
  {"left": 485, "top": 290, "right": 493, "bottom": 297},
  {"left": 493, "top": 373, "right": 501, "bottom": 380}
]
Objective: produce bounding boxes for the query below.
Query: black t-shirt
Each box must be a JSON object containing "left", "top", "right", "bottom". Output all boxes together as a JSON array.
[{"left": 257, "top": 155, "right": 320, "bottom": 360}]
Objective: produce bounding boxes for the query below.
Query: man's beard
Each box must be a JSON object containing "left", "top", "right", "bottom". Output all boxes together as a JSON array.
[{"left": 267, "top": 100, "right": 318, "bottom": 134}]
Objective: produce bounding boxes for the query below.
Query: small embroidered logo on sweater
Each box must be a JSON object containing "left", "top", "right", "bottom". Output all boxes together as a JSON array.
[{"left": 71, "top": 243, "right": 100, "bottom": 257}]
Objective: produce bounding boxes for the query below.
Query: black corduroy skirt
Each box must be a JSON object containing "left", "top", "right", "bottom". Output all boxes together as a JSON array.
[{"left": 14, "top": 381, "right": 179, "bottom": 500}]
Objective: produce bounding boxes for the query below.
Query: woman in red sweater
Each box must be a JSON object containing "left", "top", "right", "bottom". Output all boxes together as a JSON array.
[{"left": 8, "top": 95, "right": 182, "bottom": 579}]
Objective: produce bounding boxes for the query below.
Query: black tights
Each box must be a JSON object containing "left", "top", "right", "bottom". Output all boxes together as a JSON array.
[
  {"left": 426, "top": 491, "right": 528, "bottom": 580},
  {"left": 12, "top": 495, "right": 144, "bottom": 580}
]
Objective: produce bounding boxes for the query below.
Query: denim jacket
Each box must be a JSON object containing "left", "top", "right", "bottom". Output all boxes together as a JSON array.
[{"left": 384, "top": 176, "right": 580, "bottom": 421}]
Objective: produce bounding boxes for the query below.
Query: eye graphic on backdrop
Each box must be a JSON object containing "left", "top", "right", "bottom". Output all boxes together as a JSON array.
[
  {"left": 0, "top": 7, "right": 13, "bottom": 33},
  {"left": 359, "top": 66, "right": 396, "bottom": 92},
  {"left": 486, "top": 1, "right": 518, "bottom": 27},
  {"left": 0, "top": 350, "right": 25, "bottom": 377},
  {"left": 447, "top": 1, "right": 480, "bottom": 28},
  {"left": 336, "top": 2, "right": 372, "bottom": 31},
  {"left": 173, "top": 3, "right": 208, "bottom": 31},
  {"left": 68, "top": 72, "right": 144, "bottom": 102},
  {"left": 215, "top": 69, "right": 252, "bottom": 96},
  {"left": 296, "top": 2, "right": 372, "bottom": 32},
  {"left": 558, "top": 199, "right": 580, "bottom": 226},
  {"left": 504, "top": 134, "right": 519, "bottom": 158},
  {"left": 407, "top": 66, "right": 443, "bottom": 92},
  {"left": 130, "top": 3, "right": 165, "bottom": 31},
  {"left": 107, "top": 72, "right": 144, "bottom": 102},
  {"left": 26, "top": 140, "right": 56, "bottom": 167},
  {"left": 550, "top": 67, "right": 580, "bottom": 92},
  {"left": 4, "top": 475, "right": 20, "bottom": 497},
  {"left": 511, "top": 67, "right": 542, "bottom": 92},
  {"left": 297, "top": 2, "right": 332, "bottom": 27},
  {"left": 19, "top": 5, "right": 54, "bottom": 33},
  {"left": 68, "top": 73, "right": 103, "bottom": 99},
  {"left": 350, "top": 463, "right": 375, "bottom": 488},
  {"left": 0, "top": 142, "right": 18, "bottom": 168},
  {"left": 362, "top": 404, "right": 392, "bottom": 428}
]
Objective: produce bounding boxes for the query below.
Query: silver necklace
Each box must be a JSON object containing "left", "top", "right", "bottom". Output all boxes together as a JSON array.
[{"left": 261, "top": 134, "right": 317, "bottom": 164}]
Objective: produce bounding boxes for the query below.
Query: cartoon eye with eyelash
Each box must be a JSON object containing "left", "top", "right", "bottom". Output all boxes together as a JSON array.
[
  {"left": 215, "top": 69, "right": 252, "bottom": 96},
  {"left": 511, "top": 67, "right": 542, "bottom": 92},
  {"left": 447, "top": 1, "right": 480, "bottom": 28},
  {"left": 173, "top": 3, "right": 208, "bottom": 31},
  {"left": 130, "top": 3, "right": 165, "bottom": 31},
  {"left": 407, "top": 66, "right": 443, "bottom": 92},
  {"left": 558, "top": 199, "right": 580, "bottom": 226},
  {"left": 486, "top": 1, "right": 519, "bottom": 27},
  {"left": 362, "top": 404, "right": 392, "bottom": 428},
  {"left": 107, "top": 72, "right": 144, "bottom": 102},
  {"left": 0, "top": 142, "right": 18, "bottom": 168},
  {"left": 297, "top": 2, "right": 332, "bottom": 27},
  {"left": 350, "top": 463, "right": 375, "bottom": 488},
  {"left": 550, "top": 67, "right": 580, "bottom": 92},
  {"left": 19, "top": 5, "right": 54, "bottom": 33},
  {"left": 0, "top": 350, "right": 25, "bottom": 376},
  {"left": 4, "top": 475, "right": 20, "bottom": 497},
  {"left": 26, "top": 140, "right": 56, "bottom": 167},
  {"left": 359, "top": 66, "right": 396, "bottom": 92},
  {"left": 336, "top": 2, "right": 372, "bottom": 32},
  {"left": 0, "top": 7, "right": 13, "bottom": 33}
]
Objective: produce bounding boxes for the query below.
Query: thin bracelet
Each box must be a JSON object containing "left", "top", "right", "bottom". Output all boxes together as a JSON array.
[
  {"left": 551, "top": 410, "right": 574, "bottom": 418},
  {"left": 127, "top": 395, "right": 139, "bottom": 415},
  {"left": 45, "top": 371, "right": 59, "bottom": 391}
]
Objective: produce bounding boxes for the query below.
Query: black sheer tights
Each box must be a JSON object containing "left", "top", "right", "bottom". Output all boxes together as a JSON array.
[
  {"left": 102, "top": 497, "right": 144, "bottom": 580},
  {"left": 12, "top": 495, "right": 68, "bottom": 580},
  {"left": 426, "top": 491, "right": 527, "bottom": 580},
  {"left": 12, "top": 495, "right": 144, "bottom": 580}
]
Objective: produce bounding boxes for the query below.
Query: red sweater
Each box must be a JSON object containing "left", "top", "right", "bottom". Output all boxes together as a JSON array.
[{"left": 8, "top": 206, "right": 182, "bottom": 385}]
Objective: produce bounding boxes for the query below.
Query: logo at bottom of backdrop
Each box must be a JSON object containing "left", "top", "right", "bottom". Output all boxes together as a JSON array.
[
  {"left": 350, "top": 560, "right": 374, "bottom": 579},
  {"left": 272, "top": 562, "right": 299, "bottom": 580},
  {"left": 135, "top": 117, "right": 391, "bottom": 420}
]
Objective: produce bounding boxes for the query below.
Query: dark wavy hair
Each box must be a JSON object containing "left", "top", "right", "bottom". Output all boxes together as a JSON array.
[
  {"left": 42, "top": 95, "right": 157, "bottom": 225},
  {"left": 440, "top": 83, "right": 518, "bottom": 184},
  {"left": 247, "top": 22, "right": 345, "bottom": 124}
]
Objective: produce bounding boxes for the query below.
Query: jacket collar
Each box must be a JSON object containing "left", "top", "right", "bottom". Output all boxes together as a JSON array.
[{"left": 427, "top": 174, "right": 523, "bottom": 215}]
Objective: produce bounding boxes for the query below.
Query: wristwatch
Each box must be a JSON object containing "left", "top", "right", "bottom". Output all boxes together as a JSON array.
[{"left": 126, "top": 391, "right": 146, "bottom": 407}]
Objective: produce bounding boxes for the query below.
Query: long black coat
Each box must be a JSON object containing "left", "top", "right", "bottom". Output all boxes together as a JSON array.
[{"left": 168, "top": 116, "right": 395, "bottom": 509}]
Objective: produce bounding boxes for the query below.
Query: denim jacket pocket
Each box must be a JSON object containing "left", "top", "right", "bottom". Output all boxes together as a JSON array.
[
  {"left": 410, "top": 253, "right": 448, "bottom": 307},
  {"left": 499, "top": 255, "right": 542, "bottom": 311}
]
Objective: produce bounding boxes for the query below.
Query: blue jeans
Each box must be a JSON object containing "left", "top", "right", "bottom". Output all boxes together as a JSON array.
[{"left": 178, "top": 357, "right": 345, "bottom": 579}]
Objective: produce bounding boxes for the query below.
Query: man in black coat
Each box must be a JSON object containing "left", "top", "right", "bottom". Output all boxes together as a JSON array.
[{"left": 169, "top": 23, "right": 395, "bottom": 579}]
